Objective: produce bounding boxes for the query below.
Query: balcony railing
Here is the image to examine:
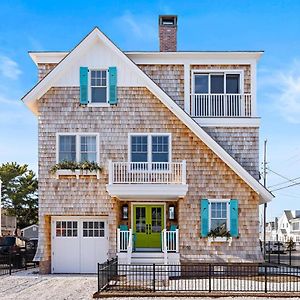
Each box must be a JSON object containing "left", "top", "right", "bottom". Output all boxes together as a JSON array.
[
  {"left": 190, "top": 93, "right": 252, "bottom": 117},
  {"left": 108, "top": 161, "right": 186, "bottom": 185}
]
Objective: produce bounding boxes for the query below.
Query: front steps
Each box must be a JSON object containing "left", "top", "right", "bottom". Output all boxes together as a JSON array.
[{"left": 131, "top": 252, "right": 165, "bottom": 265}]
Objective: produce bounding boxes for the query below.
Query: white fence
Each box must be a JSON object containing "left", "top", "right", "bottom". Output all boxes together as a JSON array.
[
  {"left": 109, "top": 161, "right": 186, "bottom": 184},
  {"left": 191, "top": 94, "right": 252, "bottom": 117}
]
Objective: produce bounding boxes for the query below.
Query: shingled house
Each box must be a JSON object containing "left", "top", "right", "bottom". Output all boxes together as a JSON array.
[{"left": 22, "top": 15, "right": 273, "bottom": 274}]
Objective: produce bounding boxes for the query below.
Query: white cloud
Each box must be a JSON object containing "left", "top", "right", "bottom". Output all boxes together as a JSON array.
[
  {"left": 260, "top": 60, "right": 300, "bottom": 124},
  {"left": 0, "top": 55, "right": 22, "bottom": 80},
  {"left": 116, "top": 11, "right": 156, "bottom": 42}
]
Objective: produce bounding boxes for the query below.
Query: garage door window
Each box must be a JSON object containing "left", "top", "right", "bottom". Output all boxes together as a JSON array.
[
  {"left": 56, "top": 221, "right": 78, "bottom": 237},
  {"left": 83, "top": 221, "right": 105, "bottom": 237}
]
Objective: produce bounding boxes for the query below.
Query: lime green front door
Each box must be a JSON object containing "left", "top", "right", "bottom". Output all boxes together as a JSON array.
[{"left": 133, "top": 205, "right": 164, "bottom": 249}]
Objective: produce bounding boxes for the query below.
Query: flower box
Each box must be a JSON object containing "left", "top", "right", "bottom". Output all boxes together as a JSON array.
[
  {"left": 55, "top": 169, "right": 100, "bottom": 179},
  {"left": 208, "top": 237, "right": 232, "bottom": 246}
]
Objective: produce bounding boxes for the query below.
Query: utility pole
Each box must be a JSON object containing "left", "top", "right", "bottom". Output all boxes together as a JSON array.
[{"left": 263, "top": 139, "right": 267, "bottom": 258}]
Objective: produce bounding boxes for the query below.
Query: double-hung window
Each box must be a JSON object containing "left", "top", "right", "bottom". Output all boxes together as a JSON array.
[
  {"left": 90, "top": 70, "right": 107, "bottom": 103},
  {"left": 130, "top": 134, "right": 170, "bottom": 170},
  {"left": 209, "top": 200, "right": 229, "bottom": 233},
  {"left": 58, "top": 134, "right": 98, "bottom": 163},
  {"left": 194, "top": 73, "right": 241, "bottom": 94}
]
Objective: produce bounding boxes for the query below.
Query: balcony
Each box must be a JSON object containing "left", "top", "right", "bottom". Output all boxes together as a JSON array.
[
  {"left": 190, "top": 93, "right": 253, "bottom": 118},
  {"left": 106, "top": 161, "right": 188, "bottom": 200}
]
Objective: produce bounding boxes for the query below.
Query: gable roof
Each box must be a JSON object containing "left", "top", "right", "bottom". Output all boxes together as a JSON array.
[
  {"left": 22, "top": 27, "right": 273, "bottom": 204},
  {"left": 21, "top": 224, "right": 39, "bottom": 232}
]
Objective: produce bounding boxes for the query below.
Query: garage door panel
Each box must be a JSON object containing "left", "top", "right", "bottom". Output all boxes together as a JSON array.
[
  {"left": 80, "top": 220, "right": 108, "bottom": 273},
  {"left": 52, "top": 220, "right": 80, "bottom": 273}
]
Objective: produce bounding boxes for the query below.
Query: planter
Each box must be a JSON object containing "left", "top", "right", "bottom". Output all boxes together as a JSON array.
[
  {"left": 55, "top": 169, "right": 100, "bottom": 179},
  {"left": 208, "top": 237, "right": 232, "bottom": 246}
]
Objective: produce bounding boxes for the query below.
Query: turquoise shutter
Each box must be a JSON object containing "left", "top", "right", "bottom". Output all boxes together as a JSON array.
[
  {"left": 230, "top": 199, "right": 239, "bottom": 237},
  {"left": 201, "top": 199, "right": 209, "bottom": 237},
  {"left": 80, "top": 67, "right": 88, "bottom": 105},
  {"left": 108, "top": 66, "right": 117, "bottom": 105}
]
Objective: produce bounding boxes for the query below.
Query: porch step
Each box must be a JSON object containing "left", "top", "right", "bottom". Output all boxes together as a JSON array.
[{"left": 131, "top": 252, "right": 165, "bottom": 265}]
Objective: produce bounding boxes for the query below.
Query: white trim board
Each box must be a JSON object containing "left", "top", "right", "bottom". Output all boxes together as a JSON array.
[{"left": 22, "top": 27, "right": 273, "bottom": 204}]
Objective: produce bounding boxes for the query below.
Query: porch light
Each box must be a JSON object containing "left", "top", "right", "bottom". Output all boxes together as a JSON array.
[
  {"left": 122, "top": 204, "right": 128, "bottom": 220},
  {"left": 169, "top": 204, "right": 175, "bottom": 220}
]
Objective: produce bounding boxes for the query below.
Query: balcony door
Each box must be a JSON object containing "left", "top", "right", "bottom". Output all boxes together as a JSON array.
[{"left": 133, "top": 205, "right": 164, "bottom": 249}]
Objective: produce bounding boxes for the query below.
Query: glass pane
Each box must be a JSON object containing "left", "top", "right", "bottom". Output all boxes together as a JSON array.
[
  {"left": 211, "top": 75, "right": 224, "bottom": 94},
  {"left": 91, "top": 87, "right": 107, "bottom": 103},
  {"left": 83, "top": 222, "right": 87, "bottom": 229},
  {"left": 131, "top": 136, "right": 148, "bottom": 162},
  {"left": 83, "top": 230, "right": 87, "bottom": 237},
  {"left": 73, "top": 230, "right": 77, "bottom": 237},
  {"left": 59, "top": 135, "right": 76, "bottom": 162},
  {"left": 100, "top": 230, "right": 105, "bottom": 237},
  {"left": 226, "top": 74, "right": 240, "bottom": 94},
  {"left": 80, "top": 136, "right": 97, "bottom": 162},
  {"left": 211, "top": 219, "right": 227, "bottom": 231},
  {"left": 136, "top": 207, "right": 146, "bottom": 233},
  {"left": 152, "top": 207, "right": 162, "bottom": 233},
  {"left": 195, "top": 74, "right": 208, "bottom": 94},
  {"left": 152, "top": 135, "right": 169, "bottom": 163}
]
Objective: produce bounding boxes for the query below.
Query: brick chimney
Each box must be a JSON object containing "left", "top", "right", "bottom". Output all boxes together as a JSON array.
[{"left": 159, "top": 15, "right": 177, "bottom": 52}]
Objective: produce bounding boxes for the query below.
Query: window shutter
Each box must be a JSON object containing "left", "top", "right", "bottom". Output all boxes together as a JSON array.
[
  {"left": 230, "top": 199, "right": 239, "bottom": 237},
  {"left": 108, "top": 66, "right": 117, "bottom": 105},
  {"left": 200, "top": 199, "right": 209, "bottom": 237},
  {"left": 80, "top": 67, "right": 88, "bottom": 105}
]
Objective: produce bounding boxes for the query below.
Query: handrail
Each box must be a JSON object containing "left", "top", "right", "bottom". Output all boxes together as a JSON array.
[
  {"left": 110, "top": 161, "right": 186, "bottom": 184},
  {"left": 190, "top": 93, "right": 252, "bottom": 117}
]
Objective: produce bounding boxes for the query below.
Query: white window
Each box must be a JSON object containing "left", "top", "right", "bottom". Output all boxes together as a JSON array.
[
  {"left": 82, "top": 221, "right": 105, "bottom": 237},
  {"left": 57, "top": 133, "right": 99, "bottom": 163},
  {"left": 208, "top": 200, "right": 230, "bottom": 233},
  {"left": 193, "top": 72, "right": 242, "bottom": 94},
  {"left": 56, "top": 221, "right": 78, "bottom": 237},
  {"left": 90, "top": 70, "right": 107, "bottom": 103},
  {"left": 293, "top": 222, "right": 300, "bottom": 231},
  {"left": 129, "top": 133, "right": 171, "bottom": 169}
]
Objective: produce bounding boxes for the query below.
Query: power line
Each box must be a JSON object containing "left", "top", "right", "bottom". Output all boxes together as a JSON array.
[
  {"left": 268, "top": 175, "right": 300, "bottom": 189},
  {"left": 271, "top": 181, "right": 300, "bottom": 192}
]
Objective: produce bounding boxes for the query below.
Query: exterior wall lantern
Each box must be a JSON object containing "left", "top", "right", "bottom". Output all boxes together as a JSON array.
[
  {"left": 169, "top": 204, "right": 175, "bottom": 220},
  {"left": 122, "top": 204, "right": 128, "bottom": 220}
]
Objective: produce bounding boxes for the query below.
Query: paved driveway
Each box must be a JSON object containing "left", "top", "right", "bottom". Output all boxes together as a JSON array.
[{"left": 1, "top": 268, "right": 300, "bottom": 300}]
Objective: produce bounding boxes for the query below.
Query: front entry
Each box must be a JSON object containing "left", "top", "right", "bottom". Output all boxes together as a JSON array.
[{"left": 133, "top": 205, "right": 164, "bottom": 249}]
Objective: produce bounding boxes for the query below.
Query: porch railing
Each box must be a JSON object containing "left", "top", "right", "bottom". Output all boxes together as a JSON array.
[
  {"left": 162, "top": 229, "right": 179, "bottom": 254},
  {"left": 108, "top": 161, "right": 186, "bottom": 184},
  {"left": 190, "top": 93, "right": 252, "bottom": 117}
]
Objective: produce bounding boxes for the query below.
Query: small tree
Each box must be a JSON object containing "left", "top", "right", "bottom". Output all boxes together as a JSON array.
[{"left": 0, "top": 162, "right": 38, "bottom": 228}]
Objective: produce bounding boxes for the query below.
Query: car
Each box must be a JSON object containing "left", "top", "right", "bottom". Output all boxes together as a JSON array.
[
  {"left": 0, "top": 236, "right": 37, "bottom": 268},
  {"left": 265, "top": 241, "right": 286, "bottom": 254}
]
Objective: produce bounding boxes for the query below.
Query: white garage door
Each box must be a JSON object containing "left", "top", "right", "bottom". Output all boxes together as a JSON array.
[{"left": 52, "top": 217, "right": 108, "bottom": 274}]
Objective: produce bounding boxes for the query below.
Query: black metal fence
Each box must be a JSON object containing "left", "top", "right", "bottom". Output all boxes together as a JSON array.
[
  {"left": 0, "top": 250, "right": 37, "bottom": 277},
  {"left": 264, "top": 241, "right": 300, "bottom": 267},
  {"left": 97, "top": 258, "right": 300, "bottom": 295}
]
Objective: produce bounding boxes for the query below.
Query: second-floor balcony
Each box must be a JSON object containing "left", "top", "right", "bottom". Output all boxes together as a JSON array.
[
  {"left": 106, "top": 160, "right": 188, "bottom": 200},
  {"left": 190, "top": 93, "right": 253, "bottom": 118}
]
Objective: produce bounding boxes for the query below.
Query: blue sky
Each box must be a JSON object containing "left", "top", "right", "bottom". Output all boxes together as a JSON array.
[{"left": 1, "top": 0, "right": 300, "bottom": 220}]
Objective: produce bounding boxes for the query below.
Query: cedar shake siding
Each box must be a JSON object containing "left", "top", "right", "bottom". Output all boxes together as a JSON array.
[
  {"left": 38, "top": 63, "right": 57, "bottom": 81},
  {"left": 37, "top": 86, "right": 262, "bottom": 273}
]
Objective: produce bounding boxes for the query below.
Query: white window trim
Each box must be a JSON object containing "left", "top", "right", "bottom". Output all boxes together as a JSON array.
[
  {"left": 128, "top": 133, "right": 172, "bottom": 164},
  {"left": 56, "top": 132, "right": 100, "bottom": 164},
  {"left": 192, "top": 69, "right": 244, "bottom": 95},
  {"left": 208, "top": 199, "right": 230, "bottom": 233},
  {"left": 88, "top": 69, "right": 109, "bottom": 106}
]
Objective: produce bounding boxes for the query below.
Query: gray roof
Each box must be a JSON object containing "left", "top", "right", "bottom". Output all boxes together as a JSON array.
[{"left": 284, "top": 210, "right": 294, "bottom": 221}]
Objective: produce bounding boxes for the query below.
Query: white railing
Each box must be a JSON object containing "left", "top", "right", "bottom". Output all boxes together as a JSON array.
[
  {"left": 109, "top": 161, "right": 186, "bottom": 184},
  {"left": 117, "top": 229, "right": 131, "bottom": 252},
  {"left": 117, "top": 228, "right": 132, "bottom": 264},
  {"left": 166, "top": 229, "right": 179, "bottom": 253},
  {"left": 190, "top": 94, "right": 252, "bottom": 117}
]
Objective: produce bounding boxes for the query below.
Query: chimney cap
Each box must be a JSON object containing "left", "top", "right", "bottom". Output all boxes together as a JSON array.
[{"left": 159, "top": 15, "right": 177, "bottom": 26}]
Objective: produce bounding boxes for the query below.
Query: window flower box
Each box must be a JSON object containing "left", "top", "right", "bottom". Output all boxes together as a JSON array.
[
  {"left": 55, "top": 169, "right": 100, "bottom": 179},
  {"left": 208, "top": 236, "right": 232, "bottom": 246}
]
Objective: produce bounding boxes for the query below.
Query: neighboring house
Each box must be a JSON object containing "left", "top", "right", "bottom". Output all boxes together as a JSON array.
[
  {"left": 264, "top": 220, "right": 278, "bottom": 242},
  {"left": 21, "top": 224, "right": 39, "bottom": 239},
  {"left": 1, "top": 215, "right": 17, "bottom": 236},
  {"left": 22, "top": 15, "right": 273, "bottom": 274},
  {"left": 277, "top": 210, "right": 300, "bottom": 243}
]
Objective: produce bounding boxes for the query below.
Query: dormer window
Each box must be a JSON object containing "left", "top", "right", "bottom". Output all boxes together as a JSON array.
[
  {"left": 194, "top": 73, "right": 241, "bottom": 94},
  {"left": 90, "top": 70, "right": 107, "bottom": 103}
]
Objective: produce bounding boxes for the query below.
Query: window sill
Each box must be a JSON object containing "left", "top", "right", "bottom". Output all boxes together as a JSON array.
[
  {"left": 55, "top": 169, "right": 100, "bottom": 179},
  {"left": 87, "top": 103, "right": 110, "bottom": 108},
  {"left": 207, "top": 237, "right": 232, "bottom": 246}
]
